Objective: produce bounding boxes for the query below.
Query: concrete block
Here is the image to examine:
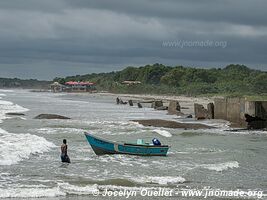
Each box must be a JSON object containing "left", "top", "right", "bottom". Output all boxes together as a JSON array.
[
  {"left": 151, "top": 101, "right": 163, "bottom": 109},
  {"left": 168, "top": 100, "right": 181, "bottom": 115}
]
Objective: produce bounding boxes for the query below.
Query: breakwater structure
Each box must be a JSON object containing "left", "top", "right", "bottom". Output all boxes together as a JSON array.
[
  {"left": 195, "top": 97, "right": 267, "bottom": 129},
  {"left": 116, "top": 96, "right": 266, "bottom": 130},
  {"left": 213, "top": 97, "right": 267, "bottom": 129}
]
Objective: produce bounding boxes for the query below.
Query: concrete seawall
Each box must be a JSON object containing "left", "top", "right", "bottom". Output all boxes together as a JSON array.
[{"left": 214, "top": 97, "right": 267, "bottom": 128}]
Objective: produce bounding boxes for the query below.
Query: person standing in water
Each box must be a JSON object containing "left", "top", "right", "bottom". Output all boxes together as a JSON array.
[{"left": 61, "top": 139, "right": 70, "bottom": 163}]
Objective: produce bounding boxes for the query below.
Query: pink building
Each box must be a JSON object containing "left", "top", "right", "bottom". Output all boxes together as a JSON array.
[{"left": 64, "top": 81, "right": 96, "bottom": 92}]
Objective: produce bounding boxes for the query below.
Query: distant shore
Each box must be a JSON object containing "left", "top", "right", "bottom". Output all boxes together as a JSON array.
[{"left": 51, "top": 91, "right": 215, "bottom": 116}]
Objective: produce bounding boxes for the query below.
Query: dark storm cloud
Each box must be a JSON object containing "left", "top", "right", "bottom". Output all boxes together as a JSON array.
[
  {"left": 66, "top": 0, "right": 267, "bottom": 26},
  {"left": 0, "top": 0, "right": 266, "bottom": 79}
]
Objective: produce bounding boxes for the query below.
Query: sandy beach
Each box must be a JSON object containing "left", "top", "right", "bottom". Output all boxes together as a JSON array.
[{"left": 89, "top": 92, "right": 214, "bottom": 115}]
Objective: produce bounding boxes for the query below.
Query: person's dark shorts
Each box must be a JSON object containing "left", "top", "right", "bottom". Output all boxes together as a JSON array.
[{"left": 61, "top": 154, "right": 70, "bottom": 163}]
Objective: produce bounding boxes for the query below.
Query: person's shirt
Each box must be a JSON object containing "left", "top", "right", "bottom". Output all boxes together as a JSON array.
[{"left": 61, "top": 144, "right": 68, "bottom": 155}]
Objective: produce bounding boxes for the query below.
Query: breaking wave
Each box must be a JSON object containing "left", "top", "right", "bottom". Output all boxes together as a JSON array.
[
  {"left": 0, "top": 130, "right": 56, "bottom": 165},
  {"left": 35, "top": 127, "right": 85, "bottom": 135},
  {"left": 201, "top": 161, "right": 239, "bottom": 172},
  {"left": 0, "top": 92, "right": 55, "bottom": 165},
  {"left": 0, "top": 181, "right": 171, "bottom": 198},
  {"left": 130, "top": 176, "right": 186, "bottom": 185},
  {"left": 152, "top": 129, "right": 172, "bottom": 137},
  {"left": 0, "top": 186, "right": 65, "bottom": 198},
  {"left": 0, "top": 99, "right": 28, "bottom": 123}
]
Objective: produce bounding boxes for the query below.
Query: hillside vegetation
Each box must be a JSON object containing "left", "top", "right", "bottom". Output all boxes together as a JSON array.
[
  {"left": 0, "top": 78, "right": 50, "bottom": 89},
  {"left": 54, "top": 64, "right": 267, "bottom": 96}
]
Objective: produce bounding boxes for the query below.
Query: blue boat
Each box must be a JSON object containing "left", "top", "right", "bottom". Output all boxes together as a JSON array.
[{"left": 84, "top": 132, "right": 169, "bottom": 156}]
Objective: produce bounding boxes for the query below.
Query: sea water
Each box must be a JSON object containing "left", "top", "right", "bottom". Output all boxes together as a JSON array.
[{"left": 0, "top": 89, "right": 266, "bottom": 199}]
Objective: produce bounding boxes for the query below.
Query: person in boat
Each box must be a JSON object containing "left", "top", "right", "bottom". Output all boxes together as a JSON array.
[
  {"left": 61, "top": 139, "right": 70, "bottom": 163},
  {"left": 152, "top": 138, "right": 161, "bottom": 146}
]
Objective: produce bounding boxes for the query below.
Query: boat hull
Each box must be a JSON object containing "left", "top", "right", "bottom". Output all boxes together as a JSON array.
[{"left": 84, "top": 133, "right": 169, "bottom": 156}]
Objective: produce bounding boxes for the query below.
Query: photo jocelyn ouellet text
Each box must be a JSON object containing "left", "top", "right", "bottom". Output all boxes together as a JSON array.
[{"left": 92, "top": 188, "right": 264, "bottom": 198}]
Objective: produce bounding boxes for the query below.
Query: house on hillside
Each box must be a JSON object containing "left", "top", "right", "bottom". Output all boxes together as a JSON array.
[
  {"left": 51, "top": 81, "right": 96, "bottom": 92},
  {"left": 50, "top": 82, "right": 65, "bottom": 92},
  {"left": 121, "top": 81, "right": 141, "bottom": 86},
  {"left": 64, "top": 81, "right": 96, "bottom": 92}
]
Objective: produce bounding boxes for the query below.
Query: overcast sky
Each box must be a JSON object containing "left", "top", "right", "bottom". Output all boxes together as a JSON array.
[{"left": 0, "top": 0, "right": 266, "bottom": 80}]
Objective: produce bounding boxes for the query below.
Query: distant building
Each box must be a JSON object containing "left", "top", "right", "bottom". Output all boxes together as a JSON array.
[
  {"left": 50, "top": 82, "right": 65, "bottom": 92},
  {"left": 50, "top": 81, "right": 96, "bottom": 93},
  {"left": 64, "top": 81, "right": 96, "bottom": 92},
  {"left": 121, "top": 81, "right": 141, "bottom": 85}
]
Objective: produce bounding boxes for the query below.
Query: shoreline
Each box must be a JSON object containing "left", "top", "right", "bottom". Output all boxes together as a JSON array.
[
  {"left": 97, "top": 92, "right": 213, "bottom": 102},
  {"left": 55, "top": 91, "right": 213, "bottom": 103},
  {"left": 71, "top": 92, "right": 214, "bottom": 116}
]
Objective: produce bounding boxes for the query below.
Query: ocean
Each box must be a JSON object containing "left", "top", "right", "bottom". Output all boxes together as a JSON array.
[{"left": 0, "top": 89, "right": 266, "bottom": 199}]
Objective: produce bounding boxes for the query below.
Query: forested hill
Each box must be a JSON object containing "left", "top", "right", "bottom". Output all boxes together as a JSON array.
[
  {"left": 0, "top": 78, "right": 51, "bottom": 89},
  {"left": 54, "top": 64, "right": 267, "bottom": 96}
]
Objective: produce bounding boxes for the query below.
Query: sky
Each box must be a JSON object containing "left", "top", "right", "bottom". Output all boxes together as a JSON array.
[{"left": 0, "top": 0, "right": 266, "bottom": 80}]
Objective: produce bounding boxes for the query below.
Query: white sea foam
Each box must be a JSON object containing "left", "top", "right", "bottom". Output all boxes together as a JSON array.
[
  {"left": 0, "top": 182, "right": 160, "bottom": 198},
  {"left": 0, "top": 131, "right": 55, "bottom": 165},
  {"left": 97, "top": 184, "right": 158, "bottom": 192},
  {"left": 152, "top": 129, "right": 172, "bottom": 137},
  {"left": 204, "top": 128, "right": 266, "bottom": 135},
  {"left": 95, "top": 155, "right": 151, "bottom": 167},
  {"left": 0, "top": 99, "right": 29, "bottom": 123},
  {"left": 59, "top": 182, "right": 168, "bottom": 195},
  {"left": 201, "top": 161, "right": 239, "bottom": 172},
  {"left": 0, "top": 187, "right": 65, "bottom": 198},
  {"left": 68, "top": 120, "right": 146, "bottom": 136},
  {"left": 59, "top": 182, "right": 170, "bottom": 197},
  {"left": 73, "top": 120, "right": 141, "bottom": 128},
  {"left": 179, "top": 126, "right": 267, "bottom": 136},
  {"left": 197, "top": 119, "right": 231, "bottom": 129},
  {"left": 184, "top": 147, "right": 226, "bottom": 154},
  {"left": 58, "top": 182, "right": 99, "bottom": 195},
  {"left": 0, "top": 89, "right": 14, "bottom": 93},
  {"left": 0, "top": 92, "right": 54, "bottom": 165},
  {"left": 35, "top": 127, "right": 85, "bottom": 135},
  {"left": 131, "top": 176, "right": 186, "bottom": 185},
  {"left": 175, "top": 118, "right": 231, "bottom": 131}
]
